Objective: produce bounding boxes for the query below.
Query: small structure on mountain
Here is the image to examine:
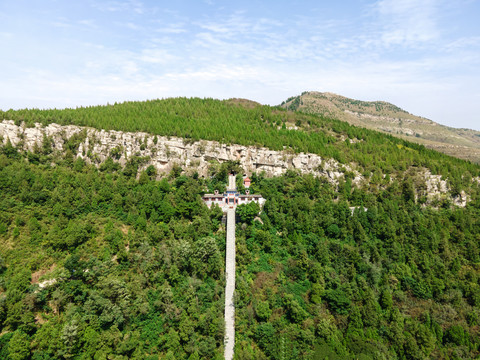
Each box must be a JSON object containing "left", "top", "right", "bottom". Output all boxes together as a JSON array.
[
  {"left": 202, "top": 173, "right": 265, "bottom": 211},
  {"left": 243, "top": 175, "right": 251, "bottom": 188}
]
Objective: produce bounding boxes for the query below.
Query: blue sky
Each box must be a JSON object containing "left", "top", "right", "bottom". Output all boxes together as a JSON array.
[{"left": 1, "top": 0, "right": 479, "bottom": 130}]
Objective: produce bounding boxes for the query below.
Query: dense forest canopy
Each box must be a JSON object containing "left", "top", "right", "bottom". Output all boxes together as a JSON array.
[
  {"left": 1, "top": 97, "right": 480, "bottom": 359},
  {"left": 0, "top": 132, "right": 480, "bottom": 359}
]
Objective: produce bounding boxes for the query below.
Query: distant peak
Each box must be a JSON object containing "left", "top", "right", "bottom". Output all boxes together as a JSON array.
[{"left": 225, "top": 98, "right": 261, "bottom": 109}]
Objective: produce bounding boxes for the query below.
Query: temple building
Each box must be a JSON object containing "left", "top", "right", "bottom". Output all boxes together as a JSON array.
[
  {"left": 202, "top": 174, "right": 265, "bottom": 211},
  {"left": 243, "top": 176, "right": 251, "bottom": 188}
]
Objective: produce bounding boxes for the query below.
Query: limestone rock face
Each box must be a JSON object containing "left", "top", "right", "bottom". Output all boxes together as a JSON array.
[
  {"left": 420, "top": 170, "right": 469, "bottom": 207},
  {"left": 0, "top": 120, "right": 468, "bottom": 206},
  {"left": 0, "top": 120, "right": 359, "bottom": 185}
]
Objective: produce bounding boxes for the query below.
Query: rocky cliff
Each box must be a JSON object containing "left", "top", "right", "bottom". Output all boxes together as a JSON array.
[
  {"left": 0, "top": 120, "right": 467, "bottom": 206},
  {"left": 0, "top": 120, "right": 357, "bottom": 184}
]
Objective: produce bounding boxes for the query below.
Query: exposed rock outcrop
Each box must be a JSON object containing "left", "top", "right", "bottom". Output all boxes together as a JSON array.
[
  {"left": 0, "top": 120, "right": 360, "bottom": 185},
  {"left": 421, "top": 170, "right": 468, "bottom": 207},
  {"left": 0, "top": 120, "right": 469, "bottom": 206}
]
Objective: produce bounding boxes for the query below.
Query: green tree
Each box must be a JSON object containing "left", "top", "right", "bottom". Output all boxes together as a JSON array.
[
  {"left": 254, "top": 301, "right": 272, "bottom": 322},
  {"left": 7, "top": 331, "right": 30, "bottom": 360},
  {"left": 236, "top": 202, "right": 260, "bottom": 224}
]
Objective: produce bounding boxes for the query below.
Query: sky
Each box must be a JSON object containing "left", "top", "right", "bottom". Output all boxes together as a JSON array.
[{"left": 0, "top": 0, "right": 479, "bottom": 130}]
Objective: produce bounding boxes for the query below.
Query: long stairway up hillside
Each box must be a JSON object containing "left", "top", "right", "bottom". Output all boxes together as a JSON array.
[
  {"left": 201, "top": 173, "right": 265, "bottom": 359},
  {"left": 224, "top": 207, "right": 236, "bottom": 360}
]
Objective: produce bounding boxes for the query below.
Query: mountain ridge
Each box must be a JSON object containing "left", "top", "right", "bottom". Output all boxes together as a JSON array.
[{"left": 281, "top": 91, "right": 480, "bottom": 163}]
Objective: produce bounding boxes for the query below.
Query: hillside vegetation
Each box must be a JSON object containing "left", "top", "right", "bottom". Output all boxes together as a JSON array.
[
  {"left": 0, "top": 142, "right": 479, "bottom": 358},
  {"left": 281, "top": 91, "right": 480, "bottom": 164},
  {"left": 1, "top": 98, "right": 480, "bottom": 359},
  {"left": 1, "top": 98, "right": 479, "bottom": 184}
]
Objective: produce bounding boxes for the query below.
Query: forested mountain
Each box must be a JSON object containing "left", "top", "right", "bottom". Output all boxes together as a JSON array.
[
  {"left": 281, "top": 92, "right": 480, "bottom": 164},
  {"left": 1, "top": 97, "right": 479, "bottom": 181},
  {"left": 1, "top": 98, "right": 480, "bottom": 359}
]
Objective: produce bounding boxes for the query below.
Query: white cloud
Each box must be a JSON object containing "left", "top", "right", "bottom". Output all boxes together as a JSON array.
[
  {"left": 78, "top": 19, "right": 97, "bottom": 29},
  {"left": 195, "top": 32, "right": 226, "bottom": 47},
  {"left": 92, "top": 0, "right": 145, "bottom": 14},
  {"left": 155, "top": 25, "right": 187, "bottom": 34},
  {"left": 444, "top": 36, "right": 480, "bottom": 52},
  {"left": 373, "top": 0, "right": 440, "bottom": 47},
  {"left": 51, "top": 20, "right": 71, "bottom": 28},
  {"left": 164, "top": 64, "right": 261, "bottom": 82},
  {"left": 126, "top": 22, "right": 140, "bottom": 30},
  {"left": 138, "top": 48, "right": 179, "bottom": 64}
]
